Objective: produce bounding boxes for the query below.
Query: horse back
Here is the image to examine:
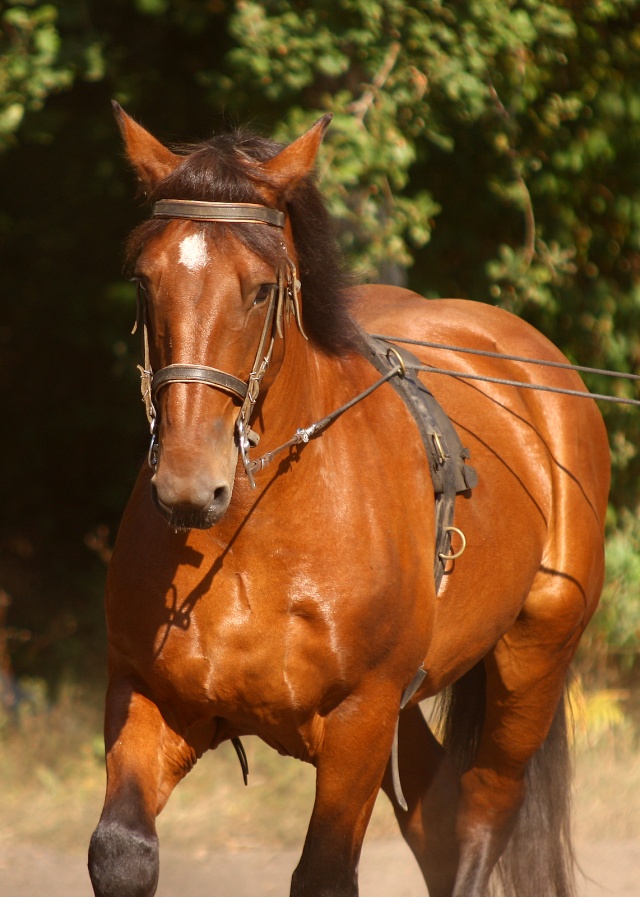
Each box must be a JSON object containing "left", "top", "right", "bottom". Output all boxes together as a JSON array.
[{"left": 351, "top": 283, "right": 610, "bottom": 513}]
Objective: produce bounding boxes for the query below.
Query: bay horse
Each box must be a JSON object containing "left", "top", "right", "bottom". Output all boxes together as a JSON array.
[{"left": 89, "top": 104, "right": 610, "bottom": 897}]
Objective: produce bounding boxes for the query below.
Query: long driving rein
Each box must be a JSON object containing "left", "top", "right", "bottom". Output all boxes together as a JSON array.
[{"left": 134, "top": 198, "right": 640, "bottom": 489}]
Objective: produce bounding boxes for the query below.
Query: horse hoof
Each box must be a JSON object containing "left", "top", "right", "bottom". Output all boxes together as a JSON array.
[{"left": 88, "top": 821, "right": 159, "bottom": 897}]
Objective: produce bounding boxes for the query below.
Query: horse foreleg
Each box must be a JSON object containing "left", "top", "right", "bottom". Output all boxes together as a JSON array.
[
  {"left": 88, "top": 678, "right": 198, "bottom": 897},
  {"left": 381, "top": 704, "right": 461, "bottom": 897},
  {"left": 291, "top": 689, "right": 400, "bottom": 897}
]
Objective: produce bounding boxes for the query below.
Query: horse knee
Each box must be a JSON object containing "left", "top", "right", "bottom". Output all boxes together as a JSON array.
[{"left": 88, "top": 820, "right": 159, "bottom": 897}]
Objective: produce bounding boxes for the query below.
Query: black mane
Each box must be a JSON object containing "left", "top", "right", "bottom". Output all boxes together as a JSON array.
[{"left": 126, "top": 128, "right": 358, "bottom": 354}]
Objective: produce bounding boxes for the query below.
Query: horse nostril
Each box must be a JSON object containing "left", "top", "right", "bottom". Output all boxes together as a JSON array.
[
  {"left": 150, "top": 475, "right": 232, "bottom": 528},
  {"left": 211, "top": 484, "right": 231, "bottom": 512}
]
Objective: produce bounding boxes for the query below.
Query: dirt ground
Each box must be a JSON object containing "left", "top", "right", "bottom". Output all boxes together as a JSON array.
[
  {"left": 2, "top": 693, "right": 640, "bottom": 896},
  {"left": 1, "top": 838, "right": 640, "bottom": 896}
]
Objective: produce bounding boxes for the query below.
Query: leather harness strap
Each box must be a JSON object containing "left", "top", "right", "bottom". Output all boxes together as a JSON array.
[
  {"left": 354, "top": 331, "right": 478, "bottom": 814},
  {"left": 355, "top": 330, "right": 477, "bottom": 592},
  {"left": 152, "top": 363, "right": 248, "bottom": 402},
  {"left": 153, "top": 199, "right": 285, "bottom": 227}
]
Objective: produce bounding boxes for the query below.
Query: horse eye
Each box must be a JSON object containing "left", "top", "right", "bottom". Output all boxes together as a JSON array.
[{"left": 253, "top": 283, "right": 275, "bottom": 306}]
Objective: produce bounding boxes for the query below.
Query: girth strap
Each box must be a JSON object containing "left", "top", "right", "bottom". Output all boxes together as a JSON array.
[{"left": 354, "top": 331, "right": 477, "bottom": 591}]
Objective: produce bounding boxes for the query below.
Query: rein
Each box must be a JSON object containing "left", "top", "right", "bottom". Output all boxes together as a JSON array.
[
  {"left": 134, "top": 197, "right": 640, "bottom": 490},
  {"left": 245, "top": 352, "right": 406, "bottom": 479},
  {"left": 372, "top": 335, "right": 640, "bottom": 408}
]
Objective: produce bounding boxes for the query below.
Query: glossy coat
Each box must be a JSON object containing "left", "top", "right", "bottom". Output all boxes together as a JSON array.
[{"left": 89, "top": 109, "right": 611, "bottom": 897}]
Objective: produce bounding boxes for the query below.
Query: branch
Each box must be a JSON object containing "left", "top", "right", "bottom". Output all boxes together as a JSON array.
[
  {"left": 348, "top": 41, "right": 401, "bottom": 124},
  {"left": 488, "top": 78, "right": 536, "bottom": 269}
]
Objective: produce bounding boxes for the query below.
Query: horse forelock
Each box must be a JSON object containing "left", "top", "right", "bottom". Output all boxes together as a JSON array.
[{"left": 125, "top": 128, "right": 358, "bottom": 355}]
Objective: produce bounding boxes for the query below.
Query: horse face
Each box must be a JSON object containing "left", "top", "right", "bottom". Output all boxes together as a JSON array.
[
  {"left": 133, "top": 223, "right": 281, "bottom": 529},
  {"left": 114, "top": 103, "right": 332, "bottom": 528}
]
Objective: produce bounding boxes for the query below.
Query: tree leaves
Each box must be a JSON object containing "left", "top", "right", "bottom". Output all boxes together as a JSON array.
[{"left": 0, "top": 2, "right": 74, "bottom": 149}]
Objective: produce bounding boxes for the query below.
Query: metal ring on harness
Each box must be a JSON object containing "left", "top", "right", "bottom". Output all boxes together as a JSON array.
[
  {"left": 439, "top": 526, "right": 467, "bottom": 561},
  {"left": 385, "top": 346, "right": 406, "bottom": 377}
]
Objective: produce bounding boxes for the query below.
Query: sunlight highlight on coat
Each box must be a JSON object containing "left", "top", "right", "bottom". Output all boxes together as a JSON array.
[{"left": 178, "top": 232, "right": 209, "bottom": 271}]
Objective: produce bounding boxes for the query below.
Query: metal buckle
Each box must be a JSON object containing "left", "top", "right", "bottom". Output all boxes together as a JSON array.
[
  {"left": 148, "top": 419, "right": 158, "bottom": 470},
  {"left": 236, "top": 416, "right": 257, "bottom": 489},
  {"left": 432, "top": 432, "right": 448, "bottom": 467}
]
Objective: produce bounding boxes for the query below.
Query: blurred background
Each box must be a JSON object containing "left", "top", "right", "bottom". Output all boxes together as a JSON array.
[{"left": 1, "top": 0, "right": 640, "bottom": 885}]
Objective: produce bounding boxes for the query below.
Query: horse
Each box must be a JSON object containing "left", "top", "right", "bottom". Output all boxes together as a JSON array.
[{"left": 89, "top": 104, "right": 610, "bottom": 897}]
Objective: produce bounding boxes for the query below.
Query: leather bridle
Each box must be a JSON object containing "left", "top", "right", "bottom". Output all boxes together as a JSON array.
[
  {"left": 134, "top": 198, "right": 304, "bottom": 484},
  {"left": 133, "top": 198, "right": 408, "bottom": 490}
]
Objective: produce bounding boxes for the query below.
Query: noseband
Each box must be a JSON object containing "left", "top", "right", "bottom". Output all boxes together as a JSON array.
[{"left": 134, "top": 199, "right": 304, "bottom": 483}]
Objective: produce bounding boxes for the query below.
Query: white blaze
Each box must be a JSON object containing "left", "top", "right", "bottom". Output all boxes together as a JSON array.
[{"left": 178, "top": 232, "right": 209, "bottom": 271}]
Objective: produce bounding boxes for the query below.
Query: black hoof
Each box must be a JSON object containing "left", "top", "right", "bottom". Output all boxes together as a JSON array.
[{"left": 88, "top": 821, "right": 159, "bottom": 897}]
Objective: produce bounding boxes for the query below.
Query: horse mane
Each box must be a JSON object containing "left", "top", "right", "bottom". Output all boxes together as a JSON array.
[{"left": 125, "top": 128, "right": 359, "bottom": 355}]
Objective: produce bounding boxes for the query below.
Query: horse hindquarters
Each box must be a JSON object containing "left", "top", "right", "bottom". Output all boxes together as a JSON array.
[{"left": 384, "top": 666, "right": 575, "bottom": 897}]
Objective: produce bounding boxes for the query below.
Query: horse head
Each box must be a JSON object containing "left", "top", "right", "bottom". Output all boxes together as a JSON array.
[{"left": 114, "top": 105, "right": 333, "bottom": 529}]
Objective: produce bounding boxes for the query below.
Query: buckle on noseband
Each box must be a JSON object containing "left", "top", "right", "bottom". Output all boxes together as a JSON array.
[{"left": 148, "top": 419, "right": 158, "bottom": 469}]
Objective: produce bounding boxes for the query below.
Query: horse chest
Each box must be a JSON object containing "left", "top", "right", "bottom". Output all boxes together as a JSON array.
[
  {"left": 127, "top": 589, "right": 357, "bottom": 721},
  {"left": 108, "top": 482, "right": 432, "bottom": 727}
]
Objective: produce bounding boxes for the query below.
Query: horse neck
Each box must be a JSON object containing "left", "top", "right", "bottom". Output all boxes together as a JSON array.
[{"left": 261, "top": 320, "right": 361, "bottom": 440}]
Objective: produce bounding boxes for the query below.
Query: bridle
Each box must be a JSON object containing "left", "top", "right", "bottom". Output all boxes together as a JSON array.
[{"left": 134, "top": 199, "right": 306, "bottom": 486}]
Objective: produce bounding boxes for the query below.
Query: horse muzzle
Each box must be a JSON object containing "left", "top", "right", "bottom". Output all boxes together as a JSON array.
[{"left": 150, "top": 455, "right": 236, "bottom": 530}]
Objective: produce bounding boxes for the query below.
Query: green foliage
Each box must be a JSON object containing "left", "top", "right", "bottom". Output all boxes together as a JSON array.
[
  {"left": 220, "top": 0, "right": 592, "bottom": 278},
  {"left": 1, "top": 2, "right": 66, "bottom": 145},
  {"left": 582, "top": 512, "right": 640, "bottom": 668},
  {"left": 0, "top": 0, "right": 102, "bottom": 149}
]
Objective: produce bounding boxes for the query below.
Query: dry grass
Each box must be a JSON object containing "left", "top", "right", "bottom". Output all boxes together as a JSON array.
[
  {"left": 0, "top": 684, "right": 638, "bottom": 858},
  {"left": 573, "top": 715, "right": 640, "bottom": 841}
]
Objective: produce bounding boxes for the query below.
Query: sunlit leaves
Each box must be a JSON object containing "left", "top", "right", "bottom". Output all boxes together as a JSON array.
[{"left": 0, "top": 2, "right": 73, "bottom": 148}]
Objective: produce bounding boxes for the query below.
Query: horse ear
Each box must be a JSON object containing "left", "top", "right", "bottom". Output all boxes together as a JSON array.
[
  {"left": 112, "top": 101, "right": 180, "bottom": 190},
  {"left": 261, "top": 114, "right": 332, "bottom": 195}
]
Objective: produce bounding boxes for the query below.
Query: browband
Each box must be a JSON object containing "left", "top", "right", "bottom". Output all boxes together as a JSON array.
[{"left": 153, "top": 199, "right": 285, "bottom": 228}]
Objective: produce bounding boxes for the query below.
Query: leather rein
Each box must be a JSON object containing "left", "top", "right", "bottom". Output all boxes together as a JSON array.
[{"left": 134, "top": 197, "right": 637, "bottom": 488}]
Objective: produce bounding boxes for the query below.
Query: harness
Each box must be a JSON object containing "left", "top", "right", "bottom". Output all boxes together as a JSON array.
[
  {"left": 133, "top": 197, "right": 477, "bottom": 809},
  {"left": 355, "top": 331, "right": 477, "bottom": 590}
]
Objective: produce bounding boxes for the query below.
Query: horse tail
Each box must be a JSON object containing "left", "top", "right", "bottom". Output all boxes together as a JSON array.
[{"left": 435, "top": 664, "right": 576, "bottom": 897}]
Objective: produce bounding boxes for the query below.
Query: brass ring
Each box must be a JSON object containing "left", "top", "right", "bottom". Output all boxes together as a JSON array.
[
  {"left": 439, "top": 526, "right": 467, "bottom": 561},
  {"left": 386, "top": 346, "right": 406, "bottom": 377}
]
